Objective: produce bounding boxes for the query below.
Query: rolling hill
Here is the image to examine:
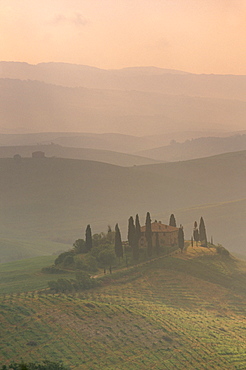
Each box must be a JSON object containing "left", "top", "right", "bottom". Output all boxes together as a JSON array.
[
  {"left": 1, "top": 61, "right": 246, "bottom": 101},
  {"left": 137, "top": 134, "right": 246, "bottom": 162},
  {"left": 134, "top": 150, "right": 246, "bottom": 199},
  {"left": 0, "top": 131, "right": 236, "bottom": 153},
  {"left": 1, "top": 78, "right": 246, "bottom": 135},
  {"left": 0, "top": 246, "right": 246, "bottom": 369},
  {"left": 0, "top": 144, "right": 159, "bottom": 167},
  {"left": 178, "top": 198, "right": 246, "bottom": 251},
  {"left": 0, "top": 156, "right": 205, "bottom": 262},
  {"left": 1, "top": 150, "right": 246, "bottom": 262}
]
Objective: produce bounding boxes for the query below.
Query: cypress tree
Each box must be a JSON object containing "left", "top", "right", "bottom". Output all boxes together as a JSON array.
[
  {"left": 169, "top": 214, "right": 177, "bottom": 227},
  {"left": 85, "top": 224, "right": 93, "bottom": 252},
  {"left": 135, "top": 214, "right": 141, "bottom": 242},
  {"left": 199, "top": 217, "right": 207, "bottom": 247},
  {"left": 134, "top": 214, "right": 141, "bottom": 261},
  {"left": 145, "top": 212, "right": 152, "bottom": 257},
  {"left": 128, "top": 216, "right": 139, "bottom": 261},
  {"left": 155, "top": 232, "right": 160, "bottom": 255},
  {"left": 128, "top": 216, "right": 135, "bottom": 248},
  {"left": 178, "top": 226, "right": 185, "bottom": 252},
  {"left": 193, "top": 221, "right": 199, "bottom": 246},
  {"left": 114, "top": 223, "right": 123, "bottom": 261},
  {"left": 107, "top": 224, "right": 114, "bottom": 243}
]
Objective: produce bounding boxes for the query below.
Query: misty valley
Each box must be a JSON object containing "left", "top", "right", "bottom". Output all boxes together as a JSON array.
[{"left": 1, "top": 63, "right": 246, "bottom": 369}]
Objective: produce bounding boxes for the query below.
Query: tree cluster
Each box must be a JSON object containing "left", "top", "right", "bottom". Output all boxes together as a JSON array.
[
  {"left": 193, "top": 217, "right": 207, "bottom": 247},
  {"left": 48, "top": 271, "right": 98, "bottom": 293},
  {"left": 49, "top": 214, "right": 209, "bottom": 286}
]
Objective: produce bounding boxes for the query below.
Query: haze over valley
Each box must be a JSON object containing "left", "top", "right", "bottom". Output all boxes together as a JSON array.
[
  {"left": 1, "top": 1, "right": 246, "bottom": 369},
  {"left": 1, "top": 62, "right": 246, "bottom": 135},
  {"left": 1, "top": 62, "right": 246, "bottom": 262}
]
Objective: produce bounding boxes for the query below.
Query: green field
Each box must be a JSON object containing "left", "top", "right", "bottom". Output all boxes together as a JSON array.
[
  {"left": 0, "top": 238, "right": 70, "bottom": 264},
  {"left": 1, "top": 246, "right": 246, "bottom": 369},
  {"left": 0, "top": 255, "right": 76, "bottom": 294}
]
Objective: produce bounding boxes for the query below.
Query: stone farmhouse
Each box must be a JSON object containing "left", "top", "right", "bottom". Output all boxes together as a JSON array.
[
  {"left": 139, "top": 220, "right": 179, "bottom": 248},
  {"left": 32, "top": 151, "right": 45, "bottom": 158}
]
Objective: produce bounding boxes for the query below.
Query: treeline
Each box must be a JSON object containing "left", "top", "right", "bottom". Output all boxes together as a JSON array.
[
  {"left": 47, "top": 212, "right": 182, "bottom": 274},
  {"left": 49, "top": 212, "right": 184, "bottom": 273},
  {"left": 48, "top": 271, "right": 98, "bottom": 293},
  {"left": 45, "top": 212, "right": 211, "bottom": 293}
]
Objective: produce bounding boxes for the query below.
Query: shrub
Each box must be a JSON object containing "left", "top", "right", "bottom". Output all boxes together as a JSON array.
[
  {"left": 41, "top": 266, "right": 66, "bottom": 274},
  {"left": 98, "top": 248, "right": 116, "bottom": 269},
  {"left": 0, "top": 361, "right": 69, "bottom": 369},
  {"left": 63, "top": 255, "right": 74, "bottom": 267},
  {"left": 48, "top": 272, "right": 98, "bottom": 293},
  {"left": 54, "top": 251, "right": 74, "bottom": 266},
  {"left": 74, "top": 271, "right": 98, "bottom": 290},
  {"left": 48, "top": 279, "right": 74, "bottom": 293},
  {"left": 76, "top": 255, "right": 98, "bottom": 272},
  {"left": 73, "top": 239, "right": 87, "bottom": 254},
  {"left": 216, "top": 245, "right": 230, "bottom": 257}
]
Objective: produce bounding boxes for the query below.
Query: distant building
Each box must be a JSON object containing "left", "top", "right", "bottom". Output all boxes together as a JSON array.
[
  {"left": 32, "top": 151, "right": 45, "bottom": 158},
  {"left": 139, "top": 221, "right": 179, "bottom": 248}
]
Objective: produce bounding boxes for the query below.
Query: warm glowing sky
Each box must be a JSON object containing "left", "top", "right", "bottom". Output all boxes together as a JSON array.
[{"left": 1, "top": 0, "right": 246, "bottom": 74}]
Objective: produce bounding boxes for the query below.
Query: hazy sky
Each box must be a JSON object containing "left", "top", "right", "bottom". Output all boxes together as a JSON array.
[{"left": 1, "top": 0, "right": 246, "bottom": 74}]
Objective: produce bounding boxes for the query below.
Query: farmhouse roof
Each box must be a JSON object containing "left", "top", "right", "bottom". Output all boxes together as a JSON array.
[{"left": 141, "top": 221, "right": 179, "bottom": 233}]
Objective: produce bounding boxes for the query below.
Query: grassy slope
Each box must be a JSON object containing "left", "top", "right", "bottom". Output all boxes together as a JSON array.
[
  {"left": 0, "top": 238, "right": 69, "bottom": 264},
  {"left": 135, "top": 150, "right": 246, "bottom": 197},
  {"left": 0, "top": 247, "right": 246, "bottom": 369},
  {"left": 0, "top": 157, "right": 205, "bottom": 261},
  {"left": 1, "top": 150, "right": 246, "bottom": 261},
  {"left": 173, "top": 198, "right": 246, "bottom": 255},
  {"left": 0, "top": 255, "right": 76, "bottom": 293}
]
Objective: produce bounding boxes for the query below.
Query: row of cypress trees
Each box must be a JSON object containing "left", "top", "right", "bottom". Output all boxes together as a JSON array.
[
  {"left": 127, "top": 214, "right": 141, "bottom": 260},
  {"left": 84, "top": 213, "right": 208, "bottom": 265},
  {"left": 192, "top": 217, "right": 207, "bottom": 247}
]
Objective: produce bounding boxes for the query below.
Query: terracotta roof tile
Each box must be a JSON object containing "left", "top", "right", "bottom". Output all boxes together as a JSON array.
[{"left": 141, "top": 221, "right": 179, "bottom": 233}]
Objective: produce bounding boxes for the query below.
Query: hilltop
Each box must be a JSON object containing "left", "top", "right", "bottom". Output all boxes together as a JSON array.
[{"left": 0, "top": 246, "right": 246, "bottom": 369}]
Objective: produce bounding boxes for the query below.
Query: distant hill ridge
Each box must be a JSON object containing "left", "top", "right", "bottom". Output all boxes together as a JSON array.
[
  {"left": 1, "top": 61, "right": 246, "bottom": 99},
  {"left": 0, "top": 61, "right": 246, "bottom": 100},
  {"left": 0, "top": 143, "right": 159, "bottom": 167},
  {"left": 137, "top": 133, "right": 246, "bottom": 161},
  {"left": 1, "top": 78, "right": 246, "bottom": 135},
  {"left": 0, "top": 131, "right": 238, "bottom": 152}
]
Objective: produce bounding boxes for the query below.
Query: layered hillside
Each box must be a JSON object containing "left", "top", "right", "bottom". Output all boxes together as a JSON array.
[
  {"left": 1, "top": 247, "right": 246, "bottom": 369},
  {"left": 0, "top": 144, "right": 158, "bottom": 167},
  {"left": 1, "top": 78, "right": 246, "bottom": 135},
  {"left": 137, "top": 134, "right": 246, "bottom": 162},
  {"left": 1, "top": 151, "right": 246, "bottom": 262},
  {"left": 1, "top": 62, "right": 246, "bottom": 100}
]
